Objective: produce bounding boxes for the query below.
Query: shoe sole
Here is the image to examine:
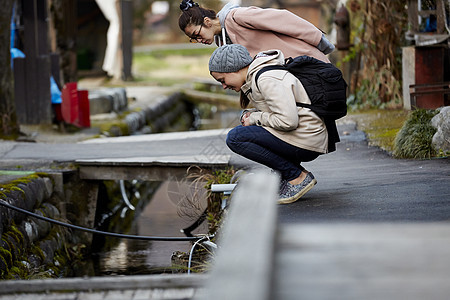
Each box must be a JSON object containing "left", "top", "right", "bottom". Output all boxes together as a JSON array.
[{"left": 277, "top": 178, "right": 317, "bottom": 204}]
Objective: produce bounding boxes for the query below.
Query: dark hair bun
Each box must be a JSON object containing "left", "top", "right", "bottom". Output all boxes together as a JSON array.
[{"left": 180, "top": 0, "right": 199, "bottom": 11}]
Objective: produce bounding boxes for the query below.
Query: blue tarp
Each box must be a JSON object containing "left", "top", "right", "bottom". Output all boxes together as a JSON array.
[{"left": 50, "top": 76, "right": 62, "bottom": 104}]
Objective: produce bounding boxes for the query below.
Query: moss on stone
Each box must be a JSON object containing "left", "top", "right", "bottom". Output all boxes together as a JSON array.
[
  {"left": 6, "top": 264, "right": 28, "bottom": 279},
  {"left": 0, "top": 172, "right": 83, "bottom": 280},
  {"left": 0, "top": 173, "right": 41, "bottom": 198},
  {"left": 31, "top": 245, "right": 46, "bottom": 261},
  {"left": 0, "top": 247, "right": 13, "bottom": 268},
  {"left": 0, "top": 255, "right": 10, "bottom": 277},
  {"left": 3, "top": 234, "right": 21, "bottom": 260},
  {"left": 9, "top": 225, "right": 25, "bottom": 247}
]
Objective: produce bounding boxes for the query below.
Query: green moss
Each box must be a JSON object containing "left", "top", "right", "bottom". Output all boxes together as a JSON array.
[
  {"left": 3, "top": 235, "right": 22, "bottom": 260},
  {"left": 6, "top": 263, "right": 29, "bottom": 279},
  {"left": 2, "top": 226, "right": 25, "bottom": 261},
  {"left": 10, "top": 225, "right": 25, "bottom": 246},
  {"left": 0, "top": 173, "right": 41, "bottom": 198},
  {"left": 53, "top": 252, "right": 68, "bottom": 267},
  {"left": 347, "top": 109, "right": 409, "bottom": 153},
  {"left": 31, "top": 245, "right": 46, "bottom": 261},
  {"left": 0, "top": 133, "right": 20, "bottom": 141},
  {"left": 0, "top": 205, "right": 79, "bottom": 279},
  {"left": 92, "top": 120, "right": 130, "bottom": 137},
  {"left": 1, "top": 238, "right": 12, "bottom": 251},
  {"left": 0, "top": 248, "right": 13, "bottom": 268},
  {"left": 0, "top": 255, "right": 10, "bottom": 278}
]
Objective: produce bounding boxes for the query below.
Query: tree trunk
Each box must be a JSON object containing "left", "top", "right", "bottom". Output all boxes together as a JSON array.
[
  {"left": 0, "top": 0, "right": 20, "bottom": 139},
  {"left": 49, "top": 0, "right": 77, "bottom": 84}
]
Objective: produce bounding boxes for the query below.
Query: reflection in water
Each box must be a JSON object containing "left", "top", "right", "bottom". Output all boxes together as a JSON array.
[
  {"left": 198, "top": 108, "right": 240, "bottom": 130},
  {"left": 93, "top": 107, "right": 239, "bottom": 275},
  {"left": 101, "top": 240, "right": 128, "bottom": 271},
  {"left": 95, "top": 180, "right": 208, "bottom": 275}
]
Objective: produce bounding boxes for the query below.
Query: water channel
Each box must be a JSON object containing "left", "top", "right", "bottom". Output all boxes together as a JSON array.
[{"left": 87, "top": 105, "right": 241, "bottom": 276}]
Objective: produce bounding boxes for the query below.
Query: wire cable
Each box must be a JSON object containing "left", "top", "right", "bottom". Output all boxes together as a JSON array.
[
  {"left": 0, "top": 199, "right": 203, "bottom": 241},
  {"left": 187, "top": 235, "right": 209, "bottom": 274},
  {"left": 119, "top": 180, "right": 136, "bottom": 211}
]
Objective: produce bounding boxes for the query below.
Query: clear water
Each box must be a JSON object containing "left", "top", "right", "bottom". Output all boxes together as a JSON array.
[
  {"left": 93, "top": 180, "right": 209, "bottom": 275},
  {"left": 90, "top": 107, "right": 240, "bottom": 276}
]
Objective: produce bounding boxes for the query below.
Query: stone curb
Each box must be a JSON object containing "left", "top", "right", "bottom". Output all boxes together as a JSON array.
[
  {"left": 88, "top": 88, "right": 128, "bottom": 115},
  {"left": 0, "top": 274, "right": 207, "bottom": 294},
  {"left": 123, "top": 92, "right": 185, "bottom": 134}
]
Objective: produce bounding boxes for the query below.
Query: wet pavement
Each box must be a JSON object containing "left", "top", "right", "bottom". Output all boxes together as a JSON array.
[
  {"left": 278, "top": 120, "right": 450, "bottom": 223},
  {"left": 1, "top": 84, "right": 449, "bottom": 298},
  {"left": 2, "top": 114, "right": 448, "bottom": 225}
]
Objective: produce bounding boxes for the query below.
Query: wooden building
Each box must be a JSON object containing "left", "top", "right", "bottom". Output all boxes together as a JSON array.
[
  {"left": 12, "top": 0, "right": 133, "bottom": 125},
  {"left": 403, "top": 0, "right": 450, "bottom": 110}
]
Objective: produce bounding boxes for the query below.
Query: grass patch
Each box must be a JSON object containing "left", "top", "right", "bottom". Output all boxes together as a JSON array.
[
  {"left": 132, "top": 48, "right": 214, "bottom": 85},
  {"left": 347, "top": 109, "right": 409, "bottom": 153},
  {"left": 135, "top": 47, "right": 216, "bottom": 57},
  {"left": 132, "top": 54, "right": 169, "bottom": 72},
  {"left": 131, "top": 76, "right": 193, "bottom": 87}
]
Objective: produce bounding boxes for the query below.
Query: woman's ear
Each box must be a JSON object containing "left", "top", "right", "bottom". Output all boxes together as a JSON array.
[{"left": 204, "top": 16, "right": 212, "bottom": 27}]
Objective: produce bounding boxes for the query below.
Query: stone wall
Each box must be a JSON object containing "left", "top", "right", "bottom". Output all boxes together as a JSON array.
[
  {"left": 0, "top": 172, "right": 96, "bottom": 279},
  {"left": 94, "top": 91, "right": 195, "bottom": 137}
]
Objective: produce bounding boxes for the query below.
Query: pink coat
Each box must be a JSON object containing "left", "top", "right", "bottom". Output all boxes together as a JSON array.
[{"left": 218, "top": 6, "right": 330, "bottom": 63}]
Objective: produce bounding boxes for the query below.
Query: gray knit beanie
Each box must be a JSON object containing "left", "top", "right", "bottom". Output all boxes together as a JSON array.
[{"left": 209, "top": 44, "right": 253, "bottom": 73}]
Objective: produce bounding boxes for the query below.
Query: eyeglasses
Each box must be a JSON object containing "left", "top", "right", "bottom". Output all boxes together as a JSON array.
[{"left": 189, "top": 23, "right": 203, "bottom": 43}]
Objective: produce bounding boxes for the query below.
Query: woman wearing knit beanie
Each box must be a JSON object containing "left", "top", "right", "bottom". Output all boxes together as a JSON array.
[
  {"left": 179, "top": 0, "right": 334, "bottom": 63},
  {"left": 209, "top": 44, "right": 331, "bottom": 204}
]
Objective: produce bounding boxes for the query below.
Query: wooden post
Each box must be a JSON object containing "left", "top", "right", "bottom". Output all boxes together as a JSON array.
[
  {"left": 49, "top": 0, "right": 77, "bottom": 85},
  {"left": 436, "top": 0, "right": 445, "bottom": 34},
  {"left": 121, "top": 0, "right": 133, "bottom": 81},
  {"left": 19, "top": 0, "right": 52, "bottom": 124},
  {"left": 13, "top": 58, "right": 27, "bottom": 124},
  {"left": 408, "top": 0, "right": 419, "bottom": 34}
]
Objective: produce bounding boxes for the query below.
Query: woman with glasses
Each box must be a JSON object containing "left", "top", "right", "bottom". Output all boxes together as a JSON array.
[{"left": 178, "top": 0, "right": 335, "bottom": 63}]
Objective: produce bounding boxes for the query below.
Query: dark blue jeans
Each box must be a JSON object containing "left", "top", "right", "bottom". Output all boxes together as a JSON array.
[{"left": 226, "top": 125, "right": 320, "bottom": 181}]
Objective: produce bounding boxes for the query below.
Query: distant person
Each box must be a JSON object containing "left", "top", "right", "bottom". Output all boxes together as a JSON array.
[
  {"left": 178, "top": 0, "right": 334, "bottom": 63},
  {"left": 96, "top": 0, "right": 122, "bottom": 79},
  {"left": 208, "top": 44, "right": 333, "bottom": 204}
]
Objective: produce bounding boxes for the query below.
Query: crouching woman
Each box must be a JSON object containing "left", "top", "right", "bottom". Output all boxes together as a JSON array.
[{"left": 209, "top": 44, "right": 332, "bottom": 204}]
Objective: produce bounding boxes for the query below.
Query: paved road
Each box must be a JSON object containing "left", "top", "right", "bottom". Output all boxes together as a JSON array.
[
  {"left": 278, "top": 121, "right": 450, "bottom": 223},
  {"left": 1, "top": 118, "right": 449, "bottom": 223},
  {"left": 1, "top": 116, "right": 449, "bottom": 299}
]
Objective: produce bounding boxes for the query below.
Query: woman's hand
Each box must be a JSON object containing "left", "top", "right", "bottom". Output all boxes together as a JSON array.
[{"left": 241, "top": 111, "right": 252, "bottom": 126}]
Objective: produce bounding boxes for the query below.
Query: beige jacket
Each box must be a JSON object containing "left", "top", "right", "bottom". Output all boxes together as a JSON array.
[
  {"left": 241, "top": 50, "right": 329, "bottom": 154},
  {"left": 217, "top": 5, "right": 330, "bottom": 63}
]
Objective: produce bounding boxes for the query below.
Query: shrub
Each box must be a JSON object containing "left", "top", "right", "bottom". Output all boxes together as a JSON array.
[{"left": 393, "top": 109, "right": 438, "bottom": 159}]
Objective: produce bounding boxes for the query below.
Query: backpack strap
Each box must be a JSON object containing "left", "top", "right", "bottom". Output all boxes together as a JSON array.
[
  {"left": 254, "top": 65, "right": 311, "bottom": 109},
  {"left": 255, "top": 65, "right": 286, "bottom": 90}
]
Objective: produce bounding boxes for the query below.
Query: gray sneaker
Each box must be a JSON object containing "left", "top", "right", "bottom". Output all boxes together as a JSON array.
[{"left": 278, "top": 172, "right": 317, "bottom": 204}]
